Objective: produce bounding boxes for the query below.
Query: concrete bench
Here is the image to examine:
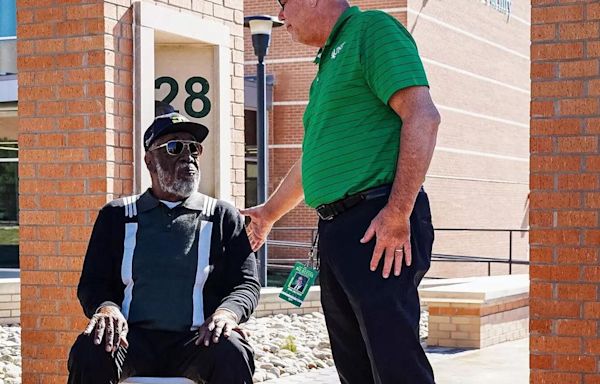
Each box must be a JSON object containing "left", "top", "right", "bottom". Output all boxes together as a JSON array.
[
  {"left": 122, "top": 378, "right": 195, "bottom": 383},
  {"left": 420, "top": 274, "right": 529, "bottom": 349}
]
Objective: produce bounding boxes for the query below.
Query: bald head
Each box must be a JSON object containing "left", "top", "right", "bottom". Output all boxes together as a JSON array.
[{"left": 278, "top": 0, "right": 349, "bottom": 47}]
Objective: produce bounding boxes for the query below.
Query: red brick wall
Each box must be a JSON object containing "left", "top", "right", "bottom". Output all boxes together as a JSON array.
[
  {"left": 17, "top": 0, "right": 244, "bottom": 382},
  {"left": 18, "top": 2, "right": 125, "bottom": 382},
  {"left": 530, "top": 2, "right": 600, "bottom": 383}
]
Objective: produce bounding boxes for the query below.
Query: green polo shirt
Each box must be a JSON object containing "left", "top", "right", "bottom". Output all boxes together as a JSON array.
[{"left": 301, "top": 7, "right": 429, "bottom": 208}]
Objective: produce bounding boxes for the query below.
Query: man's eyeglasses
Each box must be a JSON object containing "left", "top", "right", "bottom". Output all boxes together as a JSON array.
[
  {"left": 149, "top": 140, "right": 203, "bottom": 157},
  {"left": 277, "top": 0, "right": 285, "bottom": 9}
]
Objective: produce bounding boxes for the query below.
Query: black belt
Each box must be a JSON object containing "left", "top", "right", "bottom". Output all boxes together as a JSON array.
[{"left": 316, "top": 185, "right": 392, "bottom": 221}]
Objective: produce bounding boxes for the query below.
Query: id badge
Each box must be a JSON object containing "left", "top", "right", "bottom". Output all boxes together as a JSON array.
[{"left": 279, "top": 262, "right": 319, "bottom": 307}]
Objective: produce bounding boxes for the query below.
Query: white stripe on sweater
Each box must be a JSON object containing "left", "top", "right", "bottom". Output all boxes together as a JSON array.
[{"left": 191, "top": 220, "right": 213, "bottom": 329}]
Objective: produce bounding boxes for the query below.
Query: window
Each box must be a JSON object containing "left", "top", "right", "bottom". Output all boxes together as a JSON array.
[
  {"left": 0, "top": 141, "right": 17, "bottom": 222},
  {"left": 0, "top": 137, "right": 18, "bottom": 268},
  {"left": 243, "top": 75, "right": 273, "bottom": 209},
  {"left": 0, "top": 0, "right": 17, "bottom": 75},
  {"left": 244, "top": 110, "right": 257, "bottom": 209},
  {"left": 487, "top": 0, "right": 512, "bottom": 17},
  {"left": 0, "top": 1, "right": 18, "bottom": 268}
]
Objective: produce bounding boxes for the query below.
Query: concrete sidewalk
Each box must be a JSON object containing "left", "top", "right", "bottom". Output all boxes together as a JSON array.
[{"left": 266, "top": 338, "right": 529, "bottom": 384}]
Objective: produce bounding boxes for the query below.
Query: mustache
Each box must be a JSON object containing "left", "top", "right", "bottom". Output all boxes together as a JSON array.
[{"left": 176, "top": 160, "right": 198, "bottom": 170}]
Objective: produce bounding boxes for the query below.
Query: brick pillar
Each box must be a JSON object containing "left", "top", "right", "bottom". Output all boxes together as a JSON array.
[
  {"left": 17, "top": 1, "right": 133, "bottom": 382},
  {"left": 17, "top": 0, "right": 244, "bottom": 381},
  {"left": 530, "top": 2, "right": 600, "bottom": 383}
]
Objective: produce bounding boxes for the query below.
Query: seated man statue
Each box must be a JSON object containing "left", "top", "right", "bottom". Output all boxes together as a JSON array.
[{"left": 67, "top": 105, "right": 260, "bottom": 384}]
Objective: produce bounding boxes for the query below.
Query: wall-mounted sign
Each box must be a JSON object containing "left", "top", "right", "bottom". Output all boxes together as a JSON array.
[
  {"left": 155, "top": 44, "right": 217, "bottom": 196},
  {"left": 155, "top": 75, "right": 211, "bottom": 118}
]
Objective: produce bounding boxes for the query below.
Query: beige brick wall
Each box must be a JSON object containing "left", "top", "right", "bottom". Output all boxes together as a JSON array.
[
  {"left": 408, "top": 0, "right": 531, "bottom": 278},
  {"left": 0, "top": 279, "right": 20, "bottom": 325},
  {"left": 255, "top": 287, "right": 323, "bottom": 317},
  {"left": 244, "top": 0, "right": 531, "bottom": 277}
]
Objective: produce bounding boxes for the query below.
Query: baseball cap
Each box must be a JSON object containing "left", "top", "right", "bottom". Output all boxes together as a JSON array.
[
  {"left": 155, "top": 100, "right": 177, "bottom": 116},
  {"left": 143, "top": 112, "right": 209, "bottom": 151}
]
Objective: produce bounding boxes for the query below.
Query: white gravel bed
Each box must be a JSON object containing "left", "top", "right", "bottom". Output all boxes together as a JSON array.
[
  {"left": 242, "top": 312, "right": 333, "bottom": 382},
  {"left": 0, "top": 310, "right": 428, "bottom": 383},
  {"left": 242, "top": 310, "right": 428, "bottom": 382},
  {"left": 0, "top": 324, "right": 21, "bottom": 384}
]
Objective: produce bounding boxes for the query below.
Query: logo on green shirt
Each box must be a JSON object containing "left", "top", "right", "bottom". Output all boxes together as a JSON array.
[{"left": 331, "top": 42, "right": 346, "bottom": 60}]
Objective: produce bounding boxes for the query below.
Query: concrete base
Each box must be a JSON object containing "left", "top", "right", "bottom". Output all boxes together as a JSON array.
[
  {"left": 0, "top": 269, "right": 19, "bottom": 324},
  {"left": 254, "top": 286, "right": 322, "bottom": 317},
  {"left": 421, "top": 274, "right": 529, "bottom": 349}
]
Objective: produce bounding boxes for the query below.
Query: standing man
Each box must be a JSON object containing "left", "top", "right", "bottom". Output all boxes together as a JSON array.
[
  {"left": 68, "top": 107, "right": 260, "bottom": 383},
  {"left": 241, "top": 1, "right": 440, "bottom": 383}
]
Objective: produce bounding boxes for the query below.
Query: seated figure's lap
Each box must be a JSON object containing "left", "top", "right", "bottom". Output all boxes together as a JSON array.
[{"left": 69, "top": 328, "right": 254, "bottom": 382}]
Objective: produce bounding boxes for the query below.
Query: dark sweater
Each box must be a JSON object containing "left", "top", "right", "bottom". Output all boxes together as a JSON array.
[{"left": 77, "top": 190, "right": 260, "bottom": 331}]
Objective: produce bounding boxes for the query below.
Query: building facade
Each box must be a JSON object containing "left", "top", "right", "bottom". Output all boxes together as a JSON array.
[
  {"left": 4, "top": 0, "right": 600, "bottom": 381},
  {"left": 243, "top": 0, "right": 531, "bottom": 278}
]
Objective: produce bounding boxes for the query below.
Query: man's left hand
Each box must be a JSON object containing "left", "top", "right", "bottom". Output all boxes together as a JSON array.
[
  {"left": 195, "top": 309, "right": 239, "bottom": 347},
  {"left": 360, "top": 205, "right": 412, "bottom": 278}
]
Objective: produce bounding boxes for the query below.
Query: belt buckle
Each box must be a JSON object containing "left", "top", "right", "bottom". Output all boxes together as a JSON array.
[{"left": 316, "top": 205, "right": 334, "bottom": 221}]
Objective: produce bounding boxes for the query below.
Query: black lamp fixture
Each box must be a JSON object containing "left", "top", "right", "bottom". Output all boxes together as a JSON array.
[
  {"left": 244, "top": 15, "right": 283, "bottom": 287},
  {"left": 244, "top": 15, "right": 283, "bottom": 61}
]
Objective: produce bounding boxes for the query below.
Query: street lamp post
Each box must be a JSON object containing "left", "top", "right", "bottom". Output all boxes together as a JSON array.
[{"left": 244, "top": 15, "right": 283, "bottom": 287}]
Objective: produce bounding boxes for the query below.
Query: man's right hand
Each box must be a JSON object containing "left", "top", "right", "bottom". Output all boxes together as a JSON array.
[
  {"left": 239, "top": 205, "right": 276, "bottom": 251},
  {"left": 83, "top": 306, "right": 129, "bottom": 353}
]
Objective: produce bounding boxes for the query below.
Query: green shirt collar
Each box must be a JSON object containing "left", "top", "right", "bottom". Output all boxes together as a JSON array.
[
  {"left": 137, "top": 189, "right": 207, "bottom": 213},
  {"left": 314, "top": 6, "right": 360, "bottom": 64}
]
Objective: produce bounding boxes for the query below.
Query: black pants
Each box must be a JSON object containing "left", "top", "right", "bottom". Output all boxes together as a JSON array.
[
  {"left": 319, "top": 190, "right": 435, "bottom": 384},
  {"left": 67, "top": 326, "right": 254, "bottom": 384}
]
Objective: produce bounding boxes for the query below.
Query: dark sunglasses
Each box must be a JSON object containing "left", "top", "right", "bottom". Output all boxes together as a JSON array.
[{"left": 150, "top": 140, "right": 203, "bottom": 156}]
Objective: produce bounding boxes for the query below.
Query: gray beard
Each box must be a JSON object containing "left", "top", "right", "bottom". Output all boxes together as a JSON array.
[{"left": 155, "top": 161, "right": 200, "bottom": 199}]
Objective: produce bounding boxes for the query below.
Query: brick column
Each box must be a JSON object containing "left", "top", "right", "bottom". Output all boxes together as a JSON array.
[
  {"left": 530, "top": 2, "right": 600, "bottom": 383},
  {"left": 17, "top": 1, "right": 133, "bottom": 382},
  {"left": 17, "top": 0, "right": 244, "bottom": 382}
]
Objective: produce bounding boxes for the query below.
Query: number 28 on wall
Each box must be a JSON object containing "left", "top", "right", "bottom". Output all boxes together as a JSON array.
[{"left": 155, "top": 76, "right": 211, "bottom": 118}]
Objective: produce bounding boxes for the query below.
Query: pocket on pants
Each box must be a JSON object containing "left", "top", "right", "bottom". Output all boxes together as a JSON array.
[{"left": 410, "top": 192, "right": 434, "bottom": 286}]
